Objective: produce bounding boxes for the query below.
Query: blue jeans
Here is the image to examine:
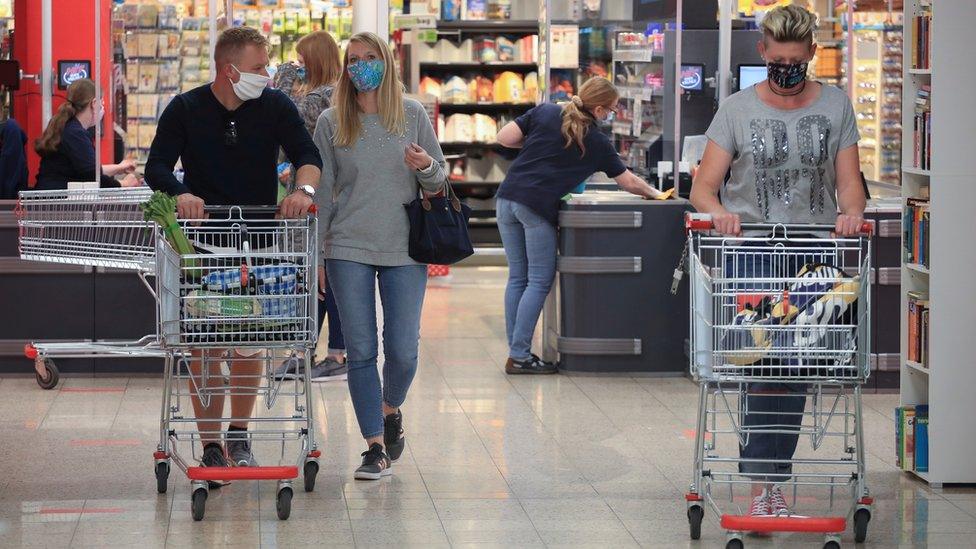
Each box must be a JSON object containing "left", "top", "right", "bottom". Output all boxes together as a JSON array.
[
  {"left": 327, "top": 259, "right": 427, "bottom": 439},
  {"left": 317, "top": 263, "right": 345, "bottom": 353},
  {"left": 726, "top": 240, "right": 829, "bottom": 481},
  {"left": 496, "top": 198, "right": 558, "bottom": 361}
]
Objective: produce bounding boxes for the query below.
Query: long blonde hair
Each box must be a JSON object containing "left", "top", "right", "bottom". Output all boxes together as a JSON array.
[
  {"left": 35, "top": 78, "right": 95, "bottom": 155},
  {"left": 561, "top": 77, "right": 618, "bottom": 157},
  {"left": 296, "top": 31, "right": 341, "bottom": 96},
  {"left": 333, "top": 32, "right": 405, "bottom": 147}
]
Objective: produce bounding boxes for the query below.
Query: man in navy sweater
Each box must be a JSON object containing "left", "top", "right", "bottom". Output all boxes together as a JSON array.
[{"left": 146, "top": 27, "right": 322, "bottom": 474}]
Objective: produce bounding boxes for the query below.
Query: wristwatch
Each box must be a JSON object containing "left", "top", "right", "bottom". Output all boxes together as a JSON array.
[{"left": 298, "top": 184, "right": 316, "bottom": 198}]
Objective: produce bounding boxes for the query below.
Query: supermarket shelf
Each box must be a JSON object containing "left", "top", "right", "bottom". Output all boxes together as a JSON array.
[
  {"left": 909, "top": 68, "right": 932, "bottom": 75},
  {"left": 617, "top": 86, "right": 663, "bottom": 101},
  {"left": 906, "top": 361, "right": 930, "bottom": 375},
  {"left": 906, "top": 263, "right": 930, "bottom": 275},
  {"left": 901, "top": 166, "right": 930, "bottom": 176},
  {"left": 436, "top": 20, "right": 539, "bottom": 33},
  {"left": 420, "top": 62, "right": 537, "bottom": 71},
  {"left": 437, "top": 103, "right": 533, "bottom": 112},
  {"left": 612, "top": 49, "right": 661, "bottom": 63}
]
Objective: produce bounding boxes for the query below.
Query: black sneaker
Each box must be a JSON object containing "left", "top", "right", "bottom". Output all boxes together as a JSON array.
[
  {"left": 384, "top": 410, "right": 405, "bottom": 462},
  {"left": 354, "top": 443, "right": 392, "bottom": 480},
  {"left": 201, "top": 443, "right": 230, "bottom": 488},
  {"left": 505, "top": 355, "right": 558, "bottom": 375}
]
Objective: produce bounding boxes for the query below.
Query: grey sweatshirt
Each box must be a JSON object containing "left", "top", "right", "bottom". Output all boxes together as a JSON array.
[{"left": 312, "top": 98, "right": 446, "bottom": 266}]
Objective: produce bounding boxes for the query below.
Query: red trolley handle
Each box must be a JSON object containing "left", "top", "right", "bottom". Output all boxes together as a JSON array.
[{"left": 684, "top": 213, "right": 873, "bottom": 236}]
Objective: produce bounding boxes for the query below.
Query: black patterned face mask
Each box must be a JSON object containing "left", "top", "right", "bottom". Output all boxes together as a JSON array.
[{"left": 767, "top": 61, "right": 809, "bottom": 89}]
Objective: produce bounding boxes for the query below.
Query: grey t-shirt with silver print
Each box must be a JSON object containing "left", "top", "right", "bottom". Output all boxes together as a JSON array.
[{"left": 705, "top": 84, "right": 860, "bottom": 226}]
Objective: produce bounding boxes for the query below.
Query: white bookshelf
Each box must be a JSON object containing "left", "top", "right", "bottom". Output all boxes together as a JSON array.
[{"left": 900, "top": 0, "right": 976, "bottom": 487}]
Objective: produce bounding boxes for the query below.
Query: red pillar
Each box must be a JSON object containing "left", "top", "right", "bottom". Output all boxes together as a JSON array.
[{"left": 13, "top": 0, "right": 114, "bottom": 186}]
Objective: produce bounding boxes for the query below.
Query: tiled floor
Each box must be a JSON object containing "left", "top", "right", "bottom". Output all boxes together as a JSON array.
[{"left": 0, "top": 267, "right": 973, "bottom": 548}]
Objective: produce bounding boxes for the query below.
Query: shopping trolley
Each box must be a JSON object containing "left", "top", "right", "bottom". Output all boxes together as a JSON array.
[
  {"left": 152, "top": 205, "right": 320, "bottom": 521},
  {"left": 682, "top": 213, "right": 873, "bottom": 549},
  {"left": 16, "top": 188, "right": 164, "bottom": 388}
]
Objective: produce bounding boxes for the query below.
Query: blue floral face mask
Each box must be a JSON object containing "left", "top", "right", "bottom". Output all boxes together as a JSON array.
[{"left": 348, "top": 59, "right": 385, "bottom": 92}]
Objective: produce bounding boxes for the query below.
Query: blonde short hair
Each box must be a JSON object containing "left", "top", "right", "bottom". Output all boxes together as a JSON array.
[{"left": 760, "top": 5, "right": 818, "bottom": 45}]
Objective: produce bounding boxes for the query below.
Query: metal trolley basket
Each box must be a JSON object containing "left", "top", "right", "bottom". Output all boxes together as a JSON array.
[
  {"left": 16, "top": 188, "right": 164, "bottom": 388},
  {"left": 17, "top": 190, "right": 320, "bottom": 521},
  {"left": 682, "top": 213, "right": 874, "bottom": 549},
  {"left": 153, "top": 205, "right": 320, "bottom": 521}
]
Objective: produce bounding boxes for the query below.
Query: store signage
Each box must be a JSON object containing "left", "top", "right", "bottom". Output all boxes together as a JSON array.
[
  {"left": 393, "top": 14, "right": 438, "bottom": 30},
  {"left": 58, "top": 60, "right": 91, "bottom": 90},
  {"left": 679, "top": 64, "right": 704, "bottom": 92}
]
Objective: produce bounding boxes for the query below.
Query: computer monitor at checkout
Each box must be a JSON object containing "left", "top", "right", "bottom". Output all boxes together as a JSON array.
[{"left": 738, "top": 64, "right": 768, "bottom": 90}]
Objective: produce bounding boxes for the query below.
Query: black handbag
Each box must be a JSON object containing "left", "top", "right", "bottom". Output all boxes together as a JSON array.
[{"left": 404, "top": 180, "right": 474, "bottom": 265}]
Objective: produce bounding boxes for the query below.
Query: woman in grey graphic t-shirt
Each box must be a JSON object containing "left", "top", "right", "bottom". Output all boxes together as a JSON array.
[{"left": 690, "top": 5, "right": 867, "bottom": 518}]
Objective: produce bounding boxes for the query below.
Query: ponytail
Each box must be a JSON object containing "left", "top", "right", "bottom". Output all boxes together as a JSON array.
[
  {"left": 559, "top": 77, "right": 619, "bottom": 158},
  {"left": 35, "top": 102, "right": 79, "bottom": 155},
  {"left": 35, "top": 78, "right": 96, "bottom": 156}
]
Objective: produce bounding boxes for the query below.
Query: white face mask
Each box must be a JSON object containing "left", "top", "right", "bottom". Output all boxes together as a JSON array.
[{"left": 229, "top": 65, "right": 270, "bottom": 101}]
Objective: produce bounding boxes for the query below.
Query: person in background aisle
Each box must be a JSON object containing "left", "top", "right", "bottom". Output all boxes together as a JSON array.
[
  {"left": 35, "top": 78, "right": 139, "bottom": 190},
  {"left": 689, "top": 5, "right": 865, "bottom": 519},
  {"left": 312, "top": 31, "right": 445, "bottom": 480},
  {"left": 271, "top": 30, "right": 348, "bottom": 382},
  {"left": 493, "top": 77, "right": 664, "bottom": 375},
  {"left": 145, "top": 26, "right": 322, "bottom": 475}
]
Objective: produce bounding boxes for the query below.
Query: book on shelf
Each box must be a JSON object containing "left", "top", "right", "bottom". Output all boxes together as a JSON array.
[
  {"left": 912, "top": 1, "right": 932, "bottom": 70},
  {"left": 915, "top": 405, "right": 929, "bottom": 473},
  {"left": 913, "top": 85, "right": 931, "bottom": 170},
  {"left": 903, "top": 197, "right": 930, "bottom": 267},
  {"left": 903, "top": 406, "right": 916, "bottom": 471},
  {"left": 920, "top": 308, "right": 929, "bottom": 368},
  {"left": 907, "top": 291, "right": 929, "bottom": 365}
]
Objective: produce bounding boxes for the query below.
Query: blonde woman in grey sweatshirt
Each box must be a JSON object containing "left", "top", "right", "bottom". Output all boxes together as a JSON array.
[{"left": 312, "top": 32, "right": 445, "bottom": 480}]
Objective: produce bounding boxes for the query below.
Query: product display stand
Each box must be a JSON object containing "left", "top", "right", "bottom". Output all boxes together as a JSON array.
[{"left": 899, "top": 0, "right": 976, "bottom": 486}]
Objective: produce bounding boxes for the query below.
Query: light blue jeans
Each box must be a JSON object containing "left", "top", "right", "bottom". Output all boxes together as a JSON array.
[
  {"left": 326, "top": 259, "right": 428, "bottom": 439},
  {"left": 496, "top": 198, "right": 558, "bottom": 361}
]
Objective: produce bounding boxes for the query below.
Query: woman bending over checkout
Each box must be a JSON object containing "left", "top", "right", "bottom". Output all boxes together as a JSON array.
[
  {"left": 689, "top": 5, "right": 866, "bottom": 518},
  {"left": 493, "top": 77, "right": 664, "bottom": 375},
  {"left": 312, "top": 32, "right": 446, "bottom": 480},
  {"left": 35, "top": 78, "right": 139, "bottom": 190}
]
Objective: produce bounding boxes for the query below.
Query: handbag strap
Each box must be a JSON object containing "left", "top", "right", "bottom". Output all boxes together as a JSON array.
[{"left": 420, "top": 179, "right": 462, "bottom": 213}]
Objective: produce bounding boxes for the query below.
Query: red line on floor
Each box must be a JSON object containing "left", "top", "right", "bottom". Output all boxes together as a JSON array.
[
  {"left": 682, "top": 429, "right": 714, "bottom": 441},
  {"left": 61, "top": 387, "right": 126, "bottom": 393},
  {"left": 69, "top": 439, "right": 142, "bottom": 447},
  {"left": 39, "top": 508, "right": 124, "bottom": 514}
]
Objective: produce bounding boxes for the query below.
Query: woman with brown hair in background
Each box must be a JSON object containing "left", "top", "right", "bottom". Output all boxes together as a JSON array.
[
  {"left": 35, "top": 78, "right": 139, "bottom": 190},
  {"left": 272, "top": 30, "right": 348, "bottom": 382}
]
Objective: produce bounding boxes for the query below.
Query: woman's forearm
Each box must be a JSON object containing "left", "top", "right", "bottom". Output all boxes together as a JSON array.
[
  {"left": 102, "top": 163, "right": 121, "bottom": 177},
  {"left": 837, "top": 182, "right": 866, "bottom": 217}
]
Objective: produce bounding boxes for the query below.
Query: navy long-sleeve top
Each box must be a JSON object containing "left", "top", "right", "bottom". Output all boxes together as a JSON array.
[
  {"left": 35, "top": 118, "right": 118, "bottom": 190},
  {"left": 144, "top": 84, "right": 322, "bottom": 206}
]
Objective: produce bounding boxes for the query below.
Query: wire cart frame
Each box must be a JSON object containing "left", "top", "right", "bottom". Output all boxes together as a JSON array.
[{"left": 682, "top": 213, "right": 874, "bottom": 549}]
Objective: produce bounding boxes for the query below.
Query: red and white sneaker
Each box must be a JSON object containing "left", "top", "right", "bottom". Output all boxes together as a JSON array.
[
  {"left": 749, "top": 493, "right": 772, "bottom": 516},
  {"left": 768, "top": 486, "right": 793, "bottom": 516}
]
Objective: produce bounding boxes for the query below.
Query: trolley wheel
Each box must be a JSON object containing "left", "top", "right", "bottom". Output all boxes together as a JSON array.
[
  {"left": 823, "top": 542, "right": 840, "bottom": 549},
  {"left": 854, "top": 508, "right": 871, "bottom": 543},
  {"left": 276, "top": 486, "right": 293, "bottom": 520},
  {"left": 155, "top": 462, "right": 170, "bottom": 494},
  {"left": 36, "top": 359, "right": 59, "bottom": 390},
  {"left": 303, "top": 461, "right": 319, "bottom": 493},
  {"left": 687, "top": 505, "right": 704, "bottom": 540},
  {"left": 191, "top": 488, "right": 207, "bottom": 521},
  {"left": 726, "top": 539, "right": 744, "bottom": 549}
]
